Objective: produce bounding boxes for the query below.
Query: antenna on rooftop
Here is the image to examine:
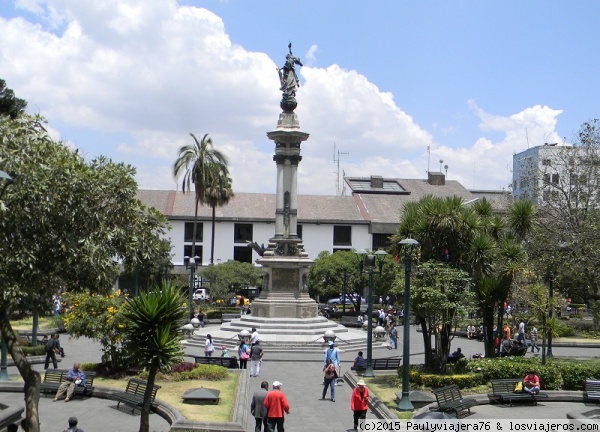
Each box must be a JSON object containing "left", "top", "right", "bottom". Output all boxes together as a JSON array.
[{"left": 333, "top": 142, "right": 349, "bottom": 196}]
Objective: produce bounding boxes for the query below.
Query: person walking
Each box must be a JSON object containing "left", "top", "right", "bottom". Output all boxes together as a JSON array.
[
  {"left": 351, "top": 379, "right": 369, "bottom": 431},
  {"left": 205, "top": 334, "right": 215, "bottom": 357},
  {"left": 322, "top": 358, "right": 337, "bottom": 402},
  {"left": 324, "top": 341, "right": 340, "bottom": 384},
  {"left": 263, "top": 381, "right": 290, "bottom": 432},
  {"left": 388, "top": 323, "right": 398, "bottom": 350},
  {"left": 250, "top": 381, "right": 269, "bottom": 432},
  {"left": 251, "top": 327, "right": 260, "bottom": 346},
  {"left": 250, "top": 340, "right": 264, "bottom": 377},
  {"left": 239, "top": 340, "right": 250, "bottom": 369},
  {"left": 529, "top": 325, "right": 541, "bottom": 353},
  {"left": 44, "top": 333, "right": 59, "bottom": 370},
  {"left": 517, "top": 320, "right": 528, "bottom": 348}
]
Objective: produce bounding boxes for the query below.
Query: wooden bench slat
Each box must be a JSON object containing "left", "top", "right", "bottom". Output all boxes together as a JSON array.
[
  {"left": 192, "top": 356, "right": 239, "bottom": 369},
  {"left": 113, "top": 378, "right": 161, "bottom": 414},
  {"left": 340, "top": 316, "right": 363, "bottom": 328},
  {"left": 489, "top": 379, "right": 548, "bottom": 406},
  {"left": 41, "top": 369, "right": 96, "bottom": 398},
  {"left": 432, "top": 384, "right": 477, "bottom": 418},
  {"left": 585, "top": 379, "right": 600, "bottom": 402},
  {"left": 372, "top": 358, "right": 401, "bottom": 370}
]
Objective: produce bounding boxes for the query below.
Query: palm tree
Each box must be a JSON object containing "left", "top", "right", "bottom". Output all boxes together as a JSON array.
[
  {"left": 173, "top": 133, "right": 233, "bottom": 264},
  {"left": 121, "top": 281, "right": 187, "bottom": 432},
  {"left": 204, "top": 163, "right": 234, "bottom": 265}
]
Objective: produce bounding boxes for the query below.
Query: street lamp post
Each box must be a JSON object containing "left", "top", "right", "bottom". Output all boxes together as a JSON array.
[
  {"left": 184, "top": 255, "right": 199, "bottom": 319},
  {"left": 546, "top": 272, "right": 554, "bottom": 359},
  {"left": 0, "top": 170, "right": 14, "bottom": 382},
  {"left": 397, "top": 238, "right": 419, "bottom": 411},
  {"left": 355, "top": 249, "right": 387, "bottom": 378}
]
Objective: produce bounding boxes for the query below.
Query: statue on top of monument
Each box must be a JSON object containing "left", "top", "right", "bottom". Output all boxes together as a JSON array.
[{"left": 277, "top": 42, "right": 303, "bottom": 112}]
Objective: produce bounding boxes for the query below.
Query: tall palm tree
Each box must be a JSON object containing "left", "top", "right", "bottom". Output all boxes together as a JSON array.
[
  {"left": 204, "top": 166, "right": 234, "bottom": 264},
  {"left": 173, "top": 133, "right": 232, "bottom": 265},
  {"left": 121, "top": 281, "right": 186, "bottom": 432}
]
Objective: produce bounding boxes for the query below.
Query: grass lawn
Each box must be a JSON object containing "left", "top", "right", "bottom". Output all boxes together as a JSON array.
[
  {"left": 95, "top": 373, "right": 240, "bottom": 423},
  {"left": 10, "top": 316, "right": 57, "bottom": 330}
]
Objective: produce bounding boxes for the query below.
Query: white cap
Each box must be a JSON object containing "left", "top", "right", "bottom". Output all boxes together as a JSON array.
[{"left": 273, "top": 381, "right": 283, "bottom": 387}]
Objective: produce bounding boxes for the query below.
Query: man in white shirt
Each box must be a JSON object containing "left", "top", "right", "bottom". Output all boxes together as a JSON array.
[{"left": 251, "top": 327, "right": 260, "bottom": 346}]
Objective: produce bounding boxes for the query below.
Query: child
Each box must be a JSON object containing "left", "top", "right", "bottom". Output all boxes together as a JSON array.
[{"left": 221, "top": 345, "right": 230, "bottom": 357}]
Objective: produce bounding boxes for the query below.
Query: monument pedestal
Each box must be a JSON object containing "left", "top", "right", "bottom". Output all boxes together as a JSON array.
[{"left": 252, "top": 255, "right": 317, "bottom": 319}]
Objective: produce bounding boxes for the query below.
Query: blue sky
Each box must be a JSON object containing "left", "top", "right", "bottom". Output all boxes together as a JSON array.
[{"left": 0, "top": 1, "right": 597, "bottom": 195}]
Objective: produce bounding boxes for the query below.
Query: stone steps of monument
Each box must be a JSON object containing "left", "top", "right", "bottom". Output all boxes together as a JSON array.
[
  {"left": 220, "top": 322, "right": 344, "bottom": 332},
  {"left": 184, "top": 336, "right": 382, "bottom": 353}
]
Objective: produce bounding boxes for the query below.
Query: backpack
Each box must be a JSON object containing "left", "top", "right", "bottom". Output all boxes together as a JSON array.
[{"left": 45, "top": 338, "right": 54, "bottom": 353}]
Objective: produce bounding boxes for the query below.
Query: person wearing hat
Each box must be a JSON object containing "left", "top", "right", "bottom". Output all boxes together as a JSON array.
[
  {"left": 523, "top": 369, "right": 540, "bottom": 394},
  {"left": 324, "top": 340, "right": 340, "bottom": 384},
  {"left": 64, "top": 416, "right": 84, "bottom": 432},
  {"left": 350, "top": 379, "right": 369, "bottom": 431},
  {"left": 263, "top": 381, "right": 290, "bottom": 432},
  {"left": 221, "top": 345, "right": 230, "bottom": 358}
]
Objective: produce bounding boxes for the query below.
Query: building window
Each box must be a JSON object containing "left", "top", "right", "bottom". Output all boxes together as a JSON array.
[
  {"left": 543, "top": 174, "right": 550, "bottom": 184},
  {"left": 234, "top": 246, "right": 253, "bottom": 263},
  {"left": 333, "top": 225, "right": 352, "bottom": 246},
  {"left": 184, "top": 222, "right": 203, "bottom": 242},
  {"left": 372, "top": 234, "right": 391, "bottom": 249},
  {"left": 234, "top": 223, "right": 253, "bottom": 243},
  {"left": 542, "top": 159, "right": 551, "bottom": 166},
  {"left": 297, "top": 224, "right": 303, "bottom": 239},
  {"left": 333, "top": 248, "right": 352, "bottom": 253},
  {"left": 183, "top": 245, "right": 203, "bottom": 262},
  {"left": 551, "top": 174, "right": 560, "bottom": 185}
]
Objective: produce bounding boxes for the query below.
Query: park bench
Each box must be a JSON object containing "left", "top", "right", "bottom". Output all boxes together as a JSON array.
[
  {"left": 432, "top": 384, "right": 477, "bottom": 418},
  {"left": 489, "top": 379, "right": 548, "bottom": 406},
  {"left": 585, "top": 379, "right": 600, "bottom": 403},
  {"left": 340, "top": 316, "right": 363, "bottom": 328},
  {"left": 221, "top": 313, "right": 240, "bottom": 323},
  {"left": 113, "top": 378, "right": 161, "bottom": 414},
  {"left": 372, "top": 358, "right": 401, "bottom": 370},
  {"left": 40, "top": 369, "right": 96, "bottom": 398},
  {"left": 0, "top": 405, "right": 24, "bottom": 432},
  {"left": 192, "top": 355, "right": 240, "bottom": 369}
]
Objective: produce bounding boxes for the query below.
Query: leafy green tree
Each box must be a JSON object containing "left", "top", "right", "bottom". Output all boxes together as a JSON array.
[
  {"left": 392, "top": 195, "right": 534, "bottom": 360},
  {"left": 308, "top": 250, "right": 397, "bottom": 310},
  {"left": 0, "top": 79, "right": 27, "bottom": 119},
  {"left": 61, "top": 290, "right": 129, "bottom": 367},
  {"left": 408, "top": 261, "right": 474, "bottom": 372},
  {"left": 200, "top": 260, "right": 262, "bottom": 304},
  {"left": 121, "top": 281, "right": 186, "bottom": 432},
  {"left": 173, "top": 133, "right": 233, "bottom": 265},
  {"left": 0, "top": 114, "right": 171, "bottom": 432}
]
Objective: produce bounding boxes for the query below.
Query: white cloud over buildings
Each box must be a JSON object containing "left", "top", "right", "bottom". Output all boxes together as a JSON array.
[{"left": 0, "top": 0, "right": 563, "bottom": 195}]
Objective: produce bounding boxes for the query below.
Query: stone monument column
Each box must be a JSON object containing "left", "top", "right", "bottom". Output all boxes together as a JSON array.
[{"left": 251, "top": 43, "right": 318, "bottom": 319}]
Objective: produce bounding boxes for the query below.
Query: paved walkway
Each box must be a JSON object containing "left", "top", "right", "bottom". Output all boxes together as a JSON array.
[{"left": 1, "top": 325, "right": 598, "bottom": 431}]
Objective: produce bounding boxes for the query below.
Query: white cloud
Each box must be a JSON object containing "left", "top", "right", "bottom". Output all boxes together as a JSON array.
[
  {"left": 305, "top": 44, "right": 318, "bottom": 66},
  {"left": 0, "top": 1, "right": 564, "bottom": 196}
]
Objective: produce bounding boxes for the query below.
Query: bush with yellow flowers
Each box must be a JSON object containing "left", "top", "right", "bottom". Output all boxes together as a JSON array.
[{"left": 62, "top": 290, "right": 130, "bottom": 369}]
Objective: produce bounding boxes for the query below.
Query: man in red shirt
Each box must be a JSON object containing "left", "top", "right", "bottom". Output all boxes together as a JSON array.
[{"left": 263, "top": 381, "right": 290, "bottom": 432}]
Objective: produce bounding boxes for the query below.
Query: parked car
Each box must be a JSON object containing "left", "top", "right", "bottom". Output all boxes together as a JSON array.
[
  {"left": 192, "top": 289, "right": 210, "bottom": 301},
  {"left": 327, "top": 294, "right": 366, "bottom": 307}
]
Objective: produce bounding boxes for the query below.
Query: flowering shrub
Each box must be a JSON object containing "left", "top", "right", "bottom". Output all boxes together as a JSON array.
[{"left": 62, "top": 290, "right": 130, "bottom": 368}]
